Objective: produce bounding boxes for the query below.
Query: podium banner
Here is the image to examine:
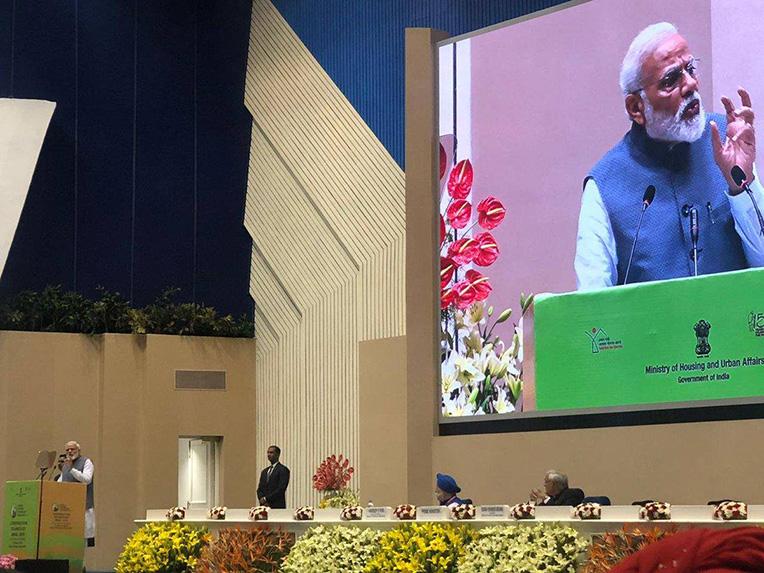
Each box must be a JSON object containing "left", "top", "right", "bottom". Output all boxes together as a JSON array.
[
  {"left": 534, "top": 269, "right": 764, "bottom": 412},
  {"left": 2, "top": 481, "right": 85, "bottom": 573},
  {"left": 2, "top": 481, "right": 41, "bottom": 558}
]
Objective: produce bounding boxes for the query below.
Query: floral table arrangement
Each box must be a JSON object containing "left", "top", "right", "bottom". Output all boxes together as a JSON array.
[
  {"left": 582, "top": 526, "right": 677, "bottom": 573},
  {"left": 194, "top": 527, "right": 293, "bottom": 573},
  {"left": 713, "top": 501, "right": 747, "bottom": 520},
  {"left": 114, "top": 522, "right": 209, "bottom": 573},
  {"left": 573, "top": 502, "right": 602, "bottom": 520},
  {"left": 312, "top": 454, "right": 358, "bottom": 508},
  {"left": 509, "top": 502, "right": 535, "bottom": 520},
  {"left": 450, "top": 503, "right": 476, "bottom": 520},
  {"left": 340, "top": 506, "right": 363, "bottom": 521},
  {"left": 365, "top": 522, "right": 476, "bottom": 573},
  {"left": 458, "top": 523, "right": 588, "bottom": 573},
  {"left": 294, "top": 506, "right": 315, "bottom": 521},
  {"left": 393, "top": 504, "right": 417, "bottom": 520},
  {"left": 207, "top": 506, "right": 226, "bottom": 520},
  {"left": 281, "top": 525, "right": 381, "bottom": 573},
  {"left": 0, "top": 554, "right": 17, "bottom": 571},
  {"left": 639, "top": 502, "right": 671, "bottom": 520},
  {"left": 166, "top": 506, "right": 186, "bottom": 521},
  {"left": 249, "top": 506, "right": 269, "bottom": 521}
]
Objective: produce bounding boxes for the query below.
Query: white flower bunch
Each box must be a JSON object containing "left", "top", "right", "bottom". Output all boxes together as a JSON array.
[
  {"left": 639, "top": 502, "right": 671, "bottom": 520},
  {"left": 458, "top": 523, "right": 588, "bottom": 573},
  {"left": 281, "top": 525, "right": 382, "bottom": 573},
  {"left": 572, "top": 502, "right": 601, "bottom": 520},
  {"left": 713, "top": 501, "right": 747, "bottom": 520},
  {"left": 294, "top": 506, "right": 315, "bottom": 521},
  {"left": 509, "top": 503, "right": 535, "bottom": 520},
  {"left": 165, "top": 506, "right": 185, "bottom": 521},
  {"left": 207, "top": 506, "right": 226, "bottom": 520},
  {"left": 393, "top": 504, "right": 416, "bottom": 520},
  {"left": 248, "top": 505, "right": 269, "bottom": 521},
  {"left": 450, "top": 504, "right": 476, "bottom": 520},
  {"left": 340, "top": 506, "right": 363, "bottom": 521}
]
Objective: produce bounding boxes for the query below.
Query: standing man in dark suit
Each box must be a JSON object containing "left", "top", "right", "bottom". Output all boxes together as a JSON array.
[{"left": 257, "top": 445, "right": 290, "bottom": 508}]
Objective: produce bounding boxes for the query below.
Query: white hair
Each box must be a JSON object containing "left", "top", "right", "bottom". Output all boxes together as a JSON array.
[
  {"left": 620, "top": 22, "right": 679, "bottom": 95},
  {"left": 545, "top": 470, "right": 568, "bottom": 489}
]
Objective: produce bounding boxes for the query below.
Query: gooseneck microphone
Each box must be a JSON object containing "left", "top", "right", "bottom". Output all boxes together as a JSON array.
[
  {"left": 690, "top": 206, "right": 699, "bottom": 276},
  {"left": 623, "top": 185, "right": 656, "bottom": 285},
  {"left": 731, "top": 165, "right": 764, "bottom": 236}
]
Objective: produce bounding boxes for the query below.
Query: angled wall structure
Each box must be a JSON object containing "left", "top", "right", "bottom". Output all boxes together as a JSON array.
[{"left": 244, "top": 0, "right": 406, "bottom": 505}]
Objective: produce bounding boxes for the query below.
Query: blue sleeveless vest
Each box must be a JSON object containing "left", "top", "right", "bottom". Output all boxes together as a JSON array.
[{"left": 588, "top": 113, "right": 747, "bottom": 285}]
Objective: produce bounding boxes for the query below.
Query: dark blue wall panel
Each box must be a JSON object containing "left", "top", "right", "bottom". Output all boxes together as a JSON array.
[
  {"left": 3, "top": 1, "right": 77, "bottom": 293},
  {"left": 76, "top": 0, "right": 135, "bottom": 298},
  {"left": 133, "top": 0, "right": 196, "bottom": 305},
  {"left": 0, "top": 0, "right": 254, "bottom": 317},
  {"left": 272, "top": 0, "right": 570, "bottom": 168}
]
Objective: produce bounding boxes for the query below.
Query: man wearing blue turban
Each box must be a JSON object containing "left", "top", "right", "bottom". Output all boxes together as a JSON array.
[{"left": 435, "top": 473, "right": 466, "bottom": 508}]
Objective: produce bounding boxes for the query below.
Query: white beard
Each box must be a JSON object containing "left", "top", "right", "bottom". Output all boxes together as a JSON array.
[{"left": 643, "top": 91, "right": 706, "bottom": 143}]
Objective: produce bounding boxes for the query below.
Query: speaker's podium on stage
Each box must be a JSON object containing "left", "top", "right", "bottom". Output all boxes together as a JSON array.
[
  {"left": 524, "top": 268, "right": 764, "bottom": 413},
  {"left": 2, "top": 457, "right": 86, "bottom": 573}
]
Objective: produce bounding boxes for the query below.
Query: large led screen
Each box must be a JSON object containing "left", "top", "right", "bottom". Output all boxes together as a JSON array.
[{"left": 438, "top": 0, "right": 764, "bottom": 421}]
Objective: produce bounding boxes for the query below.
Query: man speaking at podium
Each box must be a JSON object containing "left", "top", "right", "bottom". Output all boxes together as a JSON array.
[
  {"left": 575, "top": 22, "right": 764, "bottom": 289},
  {"left": 57, "top": 440, "right": 95, "bottom": 547}
]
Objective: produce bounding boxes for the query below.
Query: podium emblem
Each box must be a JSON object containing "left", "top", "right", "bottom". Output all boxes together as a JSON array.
[{"left": 694, "top": 320, "right": 711, "bottom": 357}]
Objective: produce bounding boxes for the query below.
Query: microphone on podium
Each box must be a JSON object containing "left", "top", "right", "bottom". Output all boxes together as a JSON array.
[
  {"left": 731, "top": 165, "right": 764, "bottom": 236},
  {"left": 689, "top": 206, "right": 699, "bottom": 276},
  {"left": 623, "top": 185, "right": 656, "bottom": 285}
]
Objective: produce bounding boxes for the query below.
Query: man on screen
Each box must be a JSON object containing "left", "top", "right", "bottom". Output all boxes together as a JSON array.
[{"left": 575, "top": 22, "right": 764, "bottom": 289}]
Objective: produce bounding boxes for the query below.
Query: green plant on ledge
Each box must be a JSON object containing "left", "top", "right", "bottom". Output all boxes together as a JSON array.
[{"left": 0, "top": 286, "right": 254, "bottom": 338}]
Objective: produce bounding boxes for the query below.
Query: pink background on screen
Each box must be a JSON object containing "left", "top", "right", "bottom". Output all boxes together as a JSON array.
[{"left": 465, "top": 0, "right": 764, "bottom": 341}]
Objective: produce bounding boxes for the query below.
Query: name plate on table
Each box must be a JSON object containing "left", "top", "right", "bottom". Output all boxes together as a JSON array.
[
  {"left": 364, "top": 506, "right": 392, "bottom": 520},
  {"left": 417, "top": 506, "right": 449, "bottom": 520},
  {"left": 478, "top": 505, "right": 509, "bottom": 519}
]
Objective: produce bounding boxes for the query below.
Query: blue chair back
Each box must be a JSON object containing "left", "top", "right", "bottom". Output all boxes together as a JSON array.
[{"left": 582, "top": 496, "right": 611, "bottom": 506}]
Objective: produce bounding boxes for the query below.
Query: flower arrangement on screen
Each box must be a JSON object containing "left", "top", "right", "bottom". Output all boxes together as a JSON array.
[{"left": 439, "top": 147, "right": 533, "bottom": 417}]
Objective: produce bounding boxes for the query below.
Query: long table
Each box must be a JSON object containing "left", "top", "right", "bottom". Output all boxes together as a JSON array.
[{"left": 137, "top": 505, "right": 763, "bottom": 536}]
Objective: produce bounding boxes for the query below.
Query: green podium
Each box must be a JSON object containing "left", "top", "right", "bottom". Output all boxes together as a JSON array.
[
  {"left": 2, "top": 480, "right": 86, "bottom": 573},
  {"left": 528, "top": 268, "right": 764, "bottom": 413}
]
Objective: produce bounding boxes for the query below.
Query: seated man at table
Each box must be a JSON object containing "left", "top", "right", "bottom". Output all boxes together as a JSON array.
[
  {"left": 529, "top": 470, "right": 585, "bottom": 506},
  {"left": 435, "top": 473, "right": 467, "bottom": 508}
]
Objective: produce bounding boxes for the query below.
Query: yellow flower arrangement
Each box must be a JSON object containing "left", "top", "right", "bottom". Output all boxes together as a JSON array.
[
  {"left": 114, "top": 522, "right": 210, "bottom": 573},
  {"left": 364, "top": 522, "right": 476, "bottom": 573}
]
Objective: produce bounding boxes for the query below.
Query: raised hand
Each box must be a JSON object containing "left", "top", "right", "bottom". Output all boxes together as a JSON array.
[{"left": 711, "top": 88, "right": 756, "bottom": 195}]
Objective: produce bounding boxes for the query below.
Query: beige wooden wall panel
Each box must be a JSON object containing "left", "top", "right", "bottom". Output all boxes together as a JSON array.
[{"left": 245, "top": 0, "right": 406, "bottom": 505}]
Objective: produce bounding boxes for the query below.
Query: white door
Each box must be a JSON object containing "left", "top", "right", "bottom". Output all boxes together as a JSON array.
[{"left": 178, "top": 437, "right": 219, "bottom": 509}]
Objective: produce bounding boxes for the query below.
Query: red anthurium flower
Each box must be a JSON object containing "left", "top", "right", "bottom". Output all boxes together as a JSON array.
[
  {"left": 474, "top": 232, "right": 499, "bottom": 267},
  {"left": 440, "top": 257, "right": 457, "bottom": 287},
  {"left": 447, "top": 237, "right": 479, "bottom": 265},
  {"left": 439, "top": 143, "right": 447, "bottom": 180},
  {"left": 447, "top": 159, "right": 474, "bottom": 200},
  {"left": 477, "top": 196, "right": 506, "bottom": 230},
  {"left": 465, "top": 269, "right": 492, "bottom": 301},
  {"left": 440, "top": 215, "right": 446, "bottom": 246},
  {"left": 441, "top": 285, "right": 456, "bottom": 309},
  {"left": 446, "top": 199, "right": 472, "bottom": 229},
  {"left": 453, "top": 279, "right": 477, "bottom": 310}
]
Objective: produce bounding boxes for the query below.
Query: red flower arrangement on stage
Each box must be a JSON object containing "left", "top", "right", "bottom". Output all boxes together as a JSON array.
[
  {"left": 312, "top": 454, "right": 354, "bottom": 491},
  {"left": 439, "top": 146, "right": 533, "bottom": 417},
  {"left": 312, "top": 454, "right": 359, "bottom": 508}
]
